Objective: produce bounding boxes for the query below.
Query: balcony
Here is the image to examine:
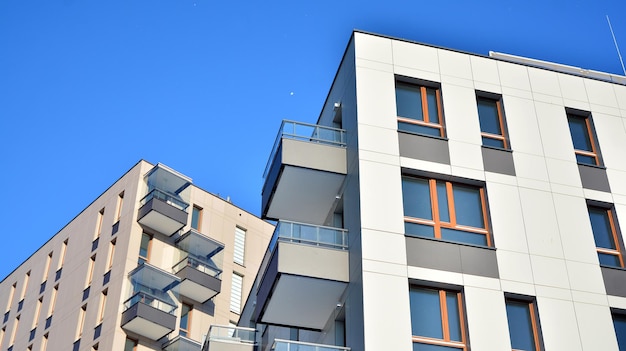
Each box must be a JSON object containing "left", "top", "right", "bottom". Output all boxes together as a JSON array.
[
  {"left": 174, "top": 229, "right": 224, "bottom": 303},
  {"left": 121, "top": 264, "right": 180, "bottom": 340},
  {"left": 202, "top": 325, "right": 256, "bottom": 351},
  {"left": 137, "top": 164, "right": 192, "bottom": 236},
  {"left": 272, "top": 340, "right": 350, "bottom": 351},
  {"left": 262, "top": 121, "right": 347, "bottom": 225},
  {"left": 254, "top": 221, "right": 349, "bottom": 330},
  {"left": 163, "top": 335, "right": 202, "bottom": 351}
]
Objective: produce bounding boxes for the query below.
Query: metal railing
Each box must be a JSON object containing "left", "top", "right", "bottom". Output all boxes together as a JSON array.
[
  {"left": 263, "top": 120, "right": 347, "bottom": 179},
  {"left": 272, "top": 339, "right": 350, "bottom": 351},
  {"left": 269, "top": 220, "right": 348, "bottom": 252},
  {"left": 123, "top": 291, "right": 177, "bottom": 314},
  {"left": 207, "top": 325, "right": 256, "bottom": 344},
  {"left": 140, "top": 188, "right": 189, "bottom": 211},
  {"left": 173, "top": 255, "right": 222, "bottom": 278}
]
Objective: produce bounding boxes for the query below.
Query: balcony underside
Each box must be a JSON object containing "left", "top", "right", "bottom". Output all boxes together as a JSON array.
[
  {"left": 138, "top": 197, "right": 188, "bottom": 236},
  {"left": 256, "top": 242, "right": 348, "bottom": 330},
  {"left": 177, "top": 265, "right": 222, "bottom": 303},
  {"left": 262, "top": 138, "right": 347, "bottom": 225},
  {"left": 163, "top": 335, "right": 202, "bottom": 351},
  {"left": 121, "top": 302, "right": 176, "bottom": 340},
  {"left": 205, "top": 340, "right": 255, "bottom": 351}
]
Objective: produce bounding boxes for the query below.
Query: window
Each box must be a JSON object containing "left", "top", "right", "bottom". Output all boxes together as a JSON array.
[
  {"left": 116, "top": 192, "right": 124, "bottom": 222},
  {"left": 402, "top": 176, "right": 491, "bottom": 246},
  {"left": 9, "top": 316, "right": 19, "bottom": 346},
  {"left": 477, "top": 94, "right": 508, "bottom": 149},
  {"left": 230, "top": 273, "right": 243, "bottom": 313},
  {"left": 48, "top": 285, "right": 58, "bottom": 316},
  {"left": 567, "top": 111, "right": 601, "bottom": 166},
  {"left": 138, "top": 233, "right": 152, "bottom": 265},
  {"left": 42, "top": 252, "right": 53, "bottom": 287},
  {"left": 179, "top": 303, "right": 192, "bottom": 337},
  {"left": 107, "top": 240, "right": 116, "bottom": 270},
  {"left": 588, "top": 205, "right": 624, "bottom": 267},
  {"left": 191, "top": 206, "right": 202, "bottom": 231},
  {"left": 396, "top": 80, "right": 444, "bottom": 137},
  {"left": 77, "top": 304, "right": 87, "bottom": 338},
  {"left": 409, "top": 286, "right": 467, "bottom": 350},
  {"left": 33, "top": 298, "right": 42, "bottom": 329},
  {"left": 123, "top": 338, "right": 137, "bottom": 351},
  {"left": 95, "top": 208, "right": 105, "bottom": 239},
  {"left": 505, "top": 298, "right": 542, "bottom": 351},
  {"left": 42, "top": 333, "right": 49, "bottom": 350},
  {"left": 87, "top": 255, "right": 96, "bottom": 285},
  {"left": 98, "top": 290, "right": 107, "bottom": 322},
  {"left": 234, "top": 227, "right": 246, "bottom": 266}
]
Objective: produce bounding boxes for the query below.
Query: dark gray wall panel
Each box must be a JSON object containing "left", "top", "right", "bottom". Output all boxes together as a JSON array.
[
  {"left": 483, "top": 147, "right": 516, "bottom": 176},
  {"left": 578, "top": 164, "right": 611, "bottom": 192},
  {"left": 398, "top": 132, "right": 450, "bottom": 165}
]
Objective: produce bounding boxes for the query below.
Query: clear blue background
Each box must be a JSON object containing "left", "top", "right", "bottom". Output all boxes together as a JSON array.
[{"left": 1, "top": 0, "right": 625, "bottom": 281}]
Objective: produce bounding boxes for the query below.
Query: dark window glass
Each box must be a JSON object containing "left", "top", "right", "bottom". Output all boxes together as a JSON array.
[
  {"left": 568, "top": 115, "right": 593, "bottom": 152},
  {"left": 397, "top": 83, "right": 424, "bottom": 121},
  {"left": 55, "top": 268, "right": 62, "bottom": 282},
  {"left": 17, "top": 300, "right": 23, "bottom": 312},
  {"left": 410, "top": 286, "right": 466, "bottom": 349},
  {"left": 124, "top": 338, "right": 137, "bottom": 351},
  {"left": 477, "top": 98, "right": 500, "bottom": 135},
  {"left": 445, "top": 292, "right": 462, "bottom": 342},
  {"left": 405, "top": 223, "right": 435, "bottom": 238},
  {"left": 482, "top": 136, "right": 505, "bottom": 148},
  {"left": 441, "top": 228, "right": 488, "bottom": 246},
  {"left": 191, "top": 207, "right": 201, "bottom": 230},
  {"left": 111, "top": 221, "right": 119, "bottom": 235},
  {"left": 426, "top": 88, "right": 439, "bottom": 124},
  {"left": 436, "top": 182, "right": 450, "bottom": 222},
  {"left": 589, "top": 208, "right": 616, "bottom": 249},
  {"left": 614, "top": 314, "right": 626, "bottom": 350},
  {"left": 103, "top": 271, "right": 111, "bottom": 286},
  {"left": 40, "top": 281, "right": 46, "bottom": 294},
  {"left": 402, "top": 178, "right": 432, "bottom": 220},
  {"left": 506, "top": 299, "right": 539, "bottom": 351},
  {"left": 410, "top": 288, "right": 443, "bottom": 339},
  {"left": 91, "top": 238, "right": 99, "bottom": 252},
  {"left": 94, "top": 323, "right": 102, "bottom": 340},
  {"left": 453, "top": 185, "right": 484, "bottom": 228},
  {"left": 29, "top": 328, "right": 36, "bottom": 341},
  {"left": 45, "top": 316, "right": 52, "bottom": 329},
  {"left": 82, "top": 287, "right": 90, "bottom": 301},
  {"left": 72, "top": 340, "right": 80, "bottom": 351},
  {"left": 3, "top": 311, "right": 9, "bottom": 324}
]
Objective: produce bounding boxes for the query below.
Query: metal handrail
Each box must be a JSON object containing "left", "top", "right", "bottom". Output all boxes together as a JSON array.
[
  {"left": 272, "top": 339, "right": 350, "bottom": 351},
  {"left": 140, "top": 188, "right": 189, "bottom": 211}
]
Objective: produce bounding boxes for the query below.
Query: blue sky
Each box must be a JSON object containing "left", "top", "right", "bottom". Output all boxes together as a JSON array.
[{"left": 0, "top": 0, "right": 624, "bottom": 281}]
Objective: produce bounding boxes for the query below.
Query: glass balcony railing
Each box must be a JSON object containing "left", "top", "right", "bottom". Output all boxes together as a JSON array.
[
  {"left": 123, "top": 291, "right": 177, "bottom": 314},
  {"left": 269, "top": 220, "right": 348, "bottom": 252},
  {"left": 263, "top": 120, "right": 347, "bottom": 179},
  {"left": 207, "top": 325, "right": 256, "bottom": 344},
  {"left": 272, "top": 339, "right": 350, "bottom": 351},
  {"left": 173, "top": 255, "right": 222, "bottom": 278},
  {"left": 140, "top": 188, "right": 189, "bottom": 211}
]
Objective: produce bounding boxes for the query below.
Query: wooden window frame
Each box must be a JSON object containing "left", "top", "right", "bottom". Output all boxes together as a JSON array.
[
  {"left": 567, "top": 112, "right": 601, "bottom": 166},
  {"left": 411, "top": 286, "right": 468, "bottom": 350},
  {"left": 589, "top": 205, "right": 624, "bottom": 267},
  {"left": 396, "top": 80, "right": 445, "bottom": 138},
  {"left": 505, "top": 297, "right": 542, "bottom": 351},
  {"left": 403, "top": 177, "right": 492, "bottom": 247},
  {"left": 477, "top": 94, "right": 509, "bottom": 149}
]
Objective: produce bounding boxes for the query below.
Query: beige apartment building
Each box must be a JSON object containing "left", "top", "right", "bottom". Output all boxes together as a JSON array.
[{"left": 0, "top": 160, "right": 274, "bottom": 351}]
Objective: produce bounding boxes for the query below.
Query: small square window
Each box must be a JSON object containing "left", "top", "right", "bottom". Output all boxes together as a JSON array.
[
  {"left": 477, "top": 94, "right": 509, "bottom": 149},
  {"left": 588, "top": 205, "right": 624, "bottom": 267},
  {"left": 396, "top": 80, "right": 445, "bottom": 138},
  {"left": 567, "top": 111, "right": 601, "bottom": 166}
]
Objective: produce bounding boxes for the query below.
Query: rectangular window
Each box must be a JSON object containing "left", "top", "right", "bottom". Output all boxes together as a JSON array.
[
  {"left": 9, "top": 316, "right": 19, "bottom": 346},
  {"left": 107, "top": 240, "right": 116, "bottom": 270},
  {"left": 33, "top": 298, "right": 42, "bottom": 329},
  {"left": 191, "top": 206, "right": 202, "bottom": 231},
  {"left": 6, "top": 283, "right": 16, "bottom": 313},
  {"left": 87, "top": 255, "right": 96, "bottom": 285},
  {"left": 77, "top": 304, "right": 87, "bottom": 338},
  {"left": 409, "top": 285, "right": 467, "bottom": 350},
  {"left": 396, "top": 80, "right": 445, "bottom": 137},
  {"left": 230, "top": 273, "right": 243, "bottom": 314},
  {"left": 505, "top": 298, "right": 542, "bottom": 351},
  {"left": 42, "top": 333, "right": 48, "bottom": 351},
  {"left": 21, "top": 271, "right": 31, "bottom": 300},
  {"left": 116, "top": 192, "right": 124, "bottom": 222},
  {"left": 124, "top": 338, "right": 137, "bottom": 351},
  {"left": 48, "top": 285, "right": 58, "bottom": 316},
  {"left": 98, "top": 290, "right": 107, "bottom": 322},
  {"left": 588, "top": 205, "right": 624, "bottom": 267},
  {"left": 234, "top": 227, "right": 246, "bottom": 266},
  {"left": 42, "top": 252, "right": 53, "bottom": 285},
  {"left": 95, "top": 208, "right": 105, "bottom": 239},
  {"left": 477, "top": 94, "right": 509, "bottom": 149},
  {"left": 402, "top": 176, "right": 491, "bottom": 247},
  {"left": 567, "top": 111, "right": 601, "bottom": 166},
  {"left": 179, "top": 303, "right": 192, "bottom": 337},
  {"left": 57, "top": 239, "right": 68, "bottom": 273},
  {"left": 138, "top": 233, "right": 152, "bottom": 265}
]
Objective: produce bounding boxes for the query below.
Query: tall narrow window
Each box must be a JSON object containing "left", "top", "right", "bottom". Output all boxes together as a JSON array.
[
  {"left": 97, "top": 290, "right": 107, "bottom": 323},
  {"left": 6, "top": 283, "right": 16, "bottom": 314},
  {"left": 56, "top": 239, "right": 68, "bottom": 281},
  {"left": 48, "top": 285, "right": 58, "bottom": 316},
  {"left": 123, "top": 338, "right": 137, "bottom": 351},
  {"left": 567, "top": 111, "right": 601, "bottom": 166},
  {"left": 107, "top": 240, "right": 116, "bottom": 270},
  {"left": 402, "top": 176, "right": 491, "bottom": 246},
  {"left": 234, "top": 227, "right": 246, "bottom": 266},
  {"left": 9, "top": 316, "right": 19, "bottom": 346},
  {"left": 477, "top": 94, "right": 509, "bottom": 149},
  {"left": 396, "top": 80, "right": 445, "bottom": 137},
  {"left": 230, "top": 273, "right": 243, "bottom": 314},
  {"left": 138, "top": 233, "right": 152, "bottom": 265},
  {"left": 86, "top": 255, "right": 96, "bottom": 287},
  {"left": 95, "top": 208, "right": 105, "bottom": 238},
  {"left": 77, "top": 304, "right": 87, "bottom": 338},
  {"left": 42, "top": 332, "right": 48, "bottom": 351},
  {"left": 191, "top": 206, "right": 202, "bottom": 231},
  {"left": 179, "top": 303, "right": 192, "bottom": 337},
  {"left": 116, "top": 192, "right": 124, "bottom": 222},
  {"left": 18, "top": 271, "right": 30, "bottom": 312},
  {"left": 42, "top": 252, "right": 53, "bottom": 285},
  {"left": 505, "top": 298, "right": 542, "bottom": 351},
  {"left": 588, "top": 205, "right": 624, "bottom": 267},
  {"left": 33, "top": 298, "right": 42, "bottom": 329},
  {"left": 409, "top": 286, "right": 467, "bottom": 350}
]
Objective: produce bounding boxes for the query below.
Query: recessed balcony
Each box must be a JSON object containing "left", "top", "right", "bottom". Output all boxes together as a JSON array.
[
  {"left": 262, "top": 120, "right": 347, "bottom": 225},
  {"left": 272, "top": 339, "right": 350, "bottom": 351},
  {"left": 254, "top": 221, "right": 349, "bottom": 330},
  {"left": 162, "top": 335, "right": 202, "bottom": 351},
  {"left": 121, "top": 264, "right": 180, "bottom": 340},
  {"left": 202, "top": 325, "right": 256, "bottom": 351},
  {"left": 174, "top": 229, "right": 225, "bottom": 303}
]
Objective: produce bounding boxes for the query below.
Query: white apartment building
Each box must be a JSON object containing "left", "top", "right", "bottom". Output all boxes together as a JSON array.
[
  {"left": 204, "top": 30, "right": 626, "bottom": 351},
  {"left": 0, "top": 160, "right": 275, "bottom": 351}
]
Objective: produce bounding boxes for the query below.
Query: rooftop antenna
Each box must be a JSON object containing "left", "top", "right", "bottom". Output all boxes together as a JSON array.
[{"left": 606, "top": 15, "right": 626, "bottom": 75}]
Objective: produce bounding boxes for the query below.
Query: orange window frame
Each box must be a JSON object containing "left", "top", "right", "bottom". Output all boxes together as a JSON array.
[
  {"left": 592, "top": 207, "right": 624, "bottom": 267},
  {"left": 478, "top": 97, "right": 508, "bottom": 149},
  {"left": 412, "top": 289, "right": 467, "bottom": 350},
  {"left": 397, "top": 84, "right": 445, "bottom": 137},
  {"left": 507, "top": 299, "right": 542, "bottom": 351},
  {"left": 568, "top": 114, "right": 601, "bottom": 166},
  {"left": 404, "top": 179, "right": 492, "bottom": 247}
]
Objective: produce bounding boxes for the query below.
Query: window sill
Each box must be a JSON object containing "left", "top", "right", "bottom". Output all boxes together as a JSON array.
[
  {"left": 398, "top": 129, "right": 448, "bottom": 142},
  {"left": 481, "top": 144, "right": 512, "bottom": 153},
  {"left": 404, "top": 233, "right": 495, "bottom": 251},
  {"left": 577, "top": 162, "right": 606, "bottom": 170}
]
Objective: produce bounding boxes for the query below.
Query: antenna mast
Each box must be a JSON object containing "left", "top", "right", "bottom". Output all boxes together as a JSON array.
[{"left": 606, "top": 15, "right": 626, "bottom": 75}]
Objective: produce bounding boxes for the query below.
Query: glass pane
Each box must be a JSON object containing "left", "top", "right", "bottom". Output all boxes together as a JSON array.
[
  {"left": 441, "top": 228, "right": 488, "bottom": 246},
  {"left": 398, "top": 122, "right": 442, "bottom": 137},
  {"left": 453, "top": 185, "right": 484, "bottom": 228},
  {"left": 446, "top": 292, "right": 462, "bottom": 342},
  {"left": 405, "top": 222, "right": 435, "bottom": 238},
  {"left": 426, "top": 88, "right": 439, "bottom": 124},
  {"left": 124, "top": 339, "right": 137, "bottom": 351},
  {"left": 575, "top": 153, "right": 596, "bottom": 165},
  {"left": 180, "top": 304, "right": 190, "bottom": 329},
  {"left": 436, "top": 181, "right": 450, "bottom": 223},
  {"left": 191, "top": 207, "right": 200, "bottom": 230},
  {"left": 568, "top": 115, "right": 593, "bottom": 152},
  {"left": 413, "top": 343, "right": 461, "bottom": 351},
  {"left": 139, "top": 234, "right": 150, "bottom": 258},
  {"left": 506, "top": 300, "right": 537, "bottom": 351},
  {"left": 613, "top": 314, "right": 626, "bottom": 350},
  {"left": 477, "top": 98, "right": 501, "bottom": 135},
  {"left": 410, "top": 287, "right": 443, "bottom": 339},
  {"left": 481, "top": 136, "right": 505, "bottom": 149},
  {"left": 396, "top": 83, "right": 424, "bottom": 121},
  {"left": 589, "top": 208, "right": 616, "bottom": 249},
  {"left": 402, "top": 178, "right": 432, "bottom": 220},
  {"left": 598, "top": 253, "right": 621, "bottom": 267}
]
